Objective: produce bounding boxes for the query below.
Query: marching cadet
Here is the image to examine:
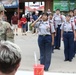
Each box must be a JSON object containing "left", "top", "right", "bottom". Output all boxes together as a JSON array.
[
  {"left": 53, "top": 9, "right": 65, "bottom": 50},
  {"left": 48, "top": 13, "right": 55, "bottom": 53},
  {"left": 48, "top": 13, "right": 53, "bottom": 22},
  {"left": 74, "top": 8, "right": 76, "bottom": 24},
  {"left": 0, "top": 4, "right": 14, "bottom": 42},
  {"left": 69, "top": 10, "right": 74, "bottom": 22},
  {"left": 61, "top": 15, "right": 75, "bottom": 62},
  {"left": 74, "top": 8, "right": 76, "bottom": 56},
  {"left": 31, "top": 12, "right": 55, "bottom": 71},
  {"left": 69, "top": 10, "right": 75, "bottom": 57}
]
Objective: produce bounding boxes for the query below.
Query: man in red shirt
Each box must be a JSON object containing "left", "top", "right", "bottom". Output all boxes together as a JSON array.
[
  {"left": 20, "top": 14, "right": 27, "bottom": 35},
  {"left": 11, "top": 12, "right": 19, "bottom": 36}
]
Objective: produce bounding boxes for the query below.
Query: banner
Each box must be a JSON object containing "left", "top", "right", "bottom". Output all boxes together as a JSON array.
[
  {"left": 0, "top": 0, "right": 19, "bottom": 8},
  {"left": 25, "top": 2, "right": 44, "bottom": 12},
  {"left": 53, "top": 0, "right": 69, "bottom": 11},
  {"left": 53, "top": 0, "right": 76, "bottom": 11},
  {"left": 70, "top": 0, "right": 75, "bottom": 10}
]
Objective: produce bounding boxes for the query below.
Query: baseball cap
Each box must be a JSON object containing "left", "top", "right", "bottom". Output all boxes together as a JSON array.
[
  {"left": 0, "top": 4, "right": 5, "bottom": 12},
  {"left": 22, "top": 14, "right": 25, "bottom": 17},
  {"left": 35, "top": 11, "right": 39, "bottom": 14},
  {"left": 14, "top": 12, "right": 17, "bottom": 15}
]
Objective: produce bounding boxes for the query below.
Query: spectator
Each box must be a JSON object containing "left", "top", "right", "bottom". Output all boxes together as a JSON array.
[
  {"left": 47, "top": 9, "right": 51, "bottom": 15},
  {"left": 32, "top": 11, "right": 39, "bottom": 21},
  {"left": 11, "top": 12, "right": 19, "bottom": 36},
  {"left": 32, "top": 11, "right": 39, "bottom": 34},
  {"left": 0, "top": 41, "right": 21, "bottom": 75},
  {"left": 20, "top": 14, "right": 27, "bottom": 35},
  {"left": 26, "top": 13, "right": 30, "bottom": 22}
]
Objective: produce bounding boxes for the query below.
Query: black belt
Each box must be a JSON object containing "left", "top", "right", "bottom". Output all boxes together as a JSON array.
[
  {"left": 39, "top": 35, "right": 51, "bottom": 36},
  {"left": 64, "top": 31, "right": 73, "bottom": 33},
  {"left": 58, "top": 24, "right": 61, "bottom": 26}
]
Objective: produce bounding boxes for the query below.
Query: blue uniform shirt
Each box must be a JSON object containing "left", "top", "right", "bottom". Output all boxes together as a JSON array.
[
  {"left": 60, "top": 21, "right": 75, "bottom": 32},
  {"left": 35, "top": 20, "right": 55, "bottom": 35},
  {"left": 53, "top": 14, "right": 65, "bottom": 28},
  {"left": 70, "top": 17, "right": 74, "bottom": 22}
]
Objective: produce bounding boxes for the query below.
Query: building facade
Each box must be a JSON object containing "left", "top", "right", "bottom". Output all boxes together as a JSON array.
[
  {"left": 19, "top": 0, "right": 76, "bottom": 12},
  {"left": 0, "top": 0, "right": 76, "bottom": 22}
]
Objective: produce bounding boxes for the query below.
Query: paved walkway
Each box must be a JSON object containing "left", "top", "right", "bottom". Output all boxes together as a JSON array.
[
  {"left": 16, "top": 70, "right": 76, "bottom": 75},
  {"left": 14, "top": 30, "right": 76, "bottom": 73}
]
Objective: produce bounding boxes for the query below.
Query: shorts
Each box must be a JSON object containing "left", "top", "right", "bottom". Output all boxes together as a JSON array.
[
  {"left": 22, "top": 24, "right": 26, "bottom": 29},
  {"left": 12, "top": 24, "right": 18, "bottom": 30},
  {"left": 22, "top": 24, "right": 27, "bottom": 33}
]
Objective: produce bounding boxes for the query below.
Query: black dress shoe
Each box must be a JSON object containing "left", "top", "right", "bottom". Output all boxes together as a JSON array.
[
  {"left": 64, "top": 59, "right": 69, "bottom": 61},
  {"left": 73, "top": 55, "right": 75, "bottom": 58},
  {"left": 44, "top": 68, "right": 48, "bottom": 71},
  {"left": 54, "top": 47, "right": 58, "bottom": 49},
  {"left": 58, "top": 48, "right": 60, "bottom": 50},
  {"left": 69, "top": 60, "right": 72, "bottom": 62},
  {"left": 57, "top": 47, "right": 60, "bottom": 50},
  {"left": 54, "top": 47, "right": 60, "bottom": 50}
]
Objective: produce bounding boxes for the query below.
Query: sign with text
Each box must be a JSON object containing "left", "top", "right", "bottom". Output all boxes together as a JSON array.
[
  {"left": 53, "top": 0, "right": 76, "bottom": 11},
  {"left": 0, "top": 0, "right": 19, "bottom": 8},
  {"left": 70, "top": 0, "right": 75, "bottom": 10},
  {"left": 25, "top": 2, "right": 44, "bottom": 12},
  {"left": 53, "top": 0, "right": 69, "bottom": 11}
]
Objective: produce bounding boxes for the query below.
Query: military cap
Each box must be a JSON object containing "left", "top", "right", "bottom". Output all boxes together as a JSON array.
[{"left": 0, "top": 4, "right": 5, "bottom": 12}]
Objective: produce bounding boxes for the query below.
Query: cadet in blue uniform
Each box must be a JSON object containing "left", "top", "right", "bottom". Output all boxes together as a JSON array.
[
  {"left": 53, "top": 9, "right": 65, "bottom": 50},
  {"left": 48, "top": 13, "right": 55, "bottom": 53},
  {"left": 61, "top": 15, "right": 75, "bottom": 62},
  {"left": 69, "top": 10, "right": 74, "bottom": 22},
  {"left": 74, "top": 8, "right": 76, "bottom": 55},
  {"left": 69, "top": 10, "right": 76, "bottom": 57},
  {"left": 31, "top": 12, "right": 55, "bottom": 71}
]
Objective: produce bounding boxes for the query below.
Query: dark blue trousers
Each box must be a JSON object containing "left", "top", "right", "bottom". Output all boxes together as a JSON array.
[
  {"left": 54, "top": 25, "right": 61, "bottom": 48},
  {"left": 74, "top": 41, "right": 76, "bottom": 56},
  {"left": 63, "top": 32, "right": 74, "bottom": 60},
  {"left": 38, "top": 35, "right": 52, "bottom": 70}
]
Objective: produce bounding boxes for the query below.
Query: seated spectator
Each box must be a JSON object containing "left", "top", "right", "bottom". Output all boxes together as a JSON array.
[{"left": 0, "top": 41, "right": 21, "bottom": 75}]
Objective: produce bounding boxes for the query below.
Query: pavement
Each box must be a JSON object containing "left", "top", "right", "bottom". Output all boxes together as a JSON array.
[
  {"left": 16, "top": 70, "right": 76, "bottom": 75},
  {"left": 14, "top": 29, "right": 76, "bottom": 73}
]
